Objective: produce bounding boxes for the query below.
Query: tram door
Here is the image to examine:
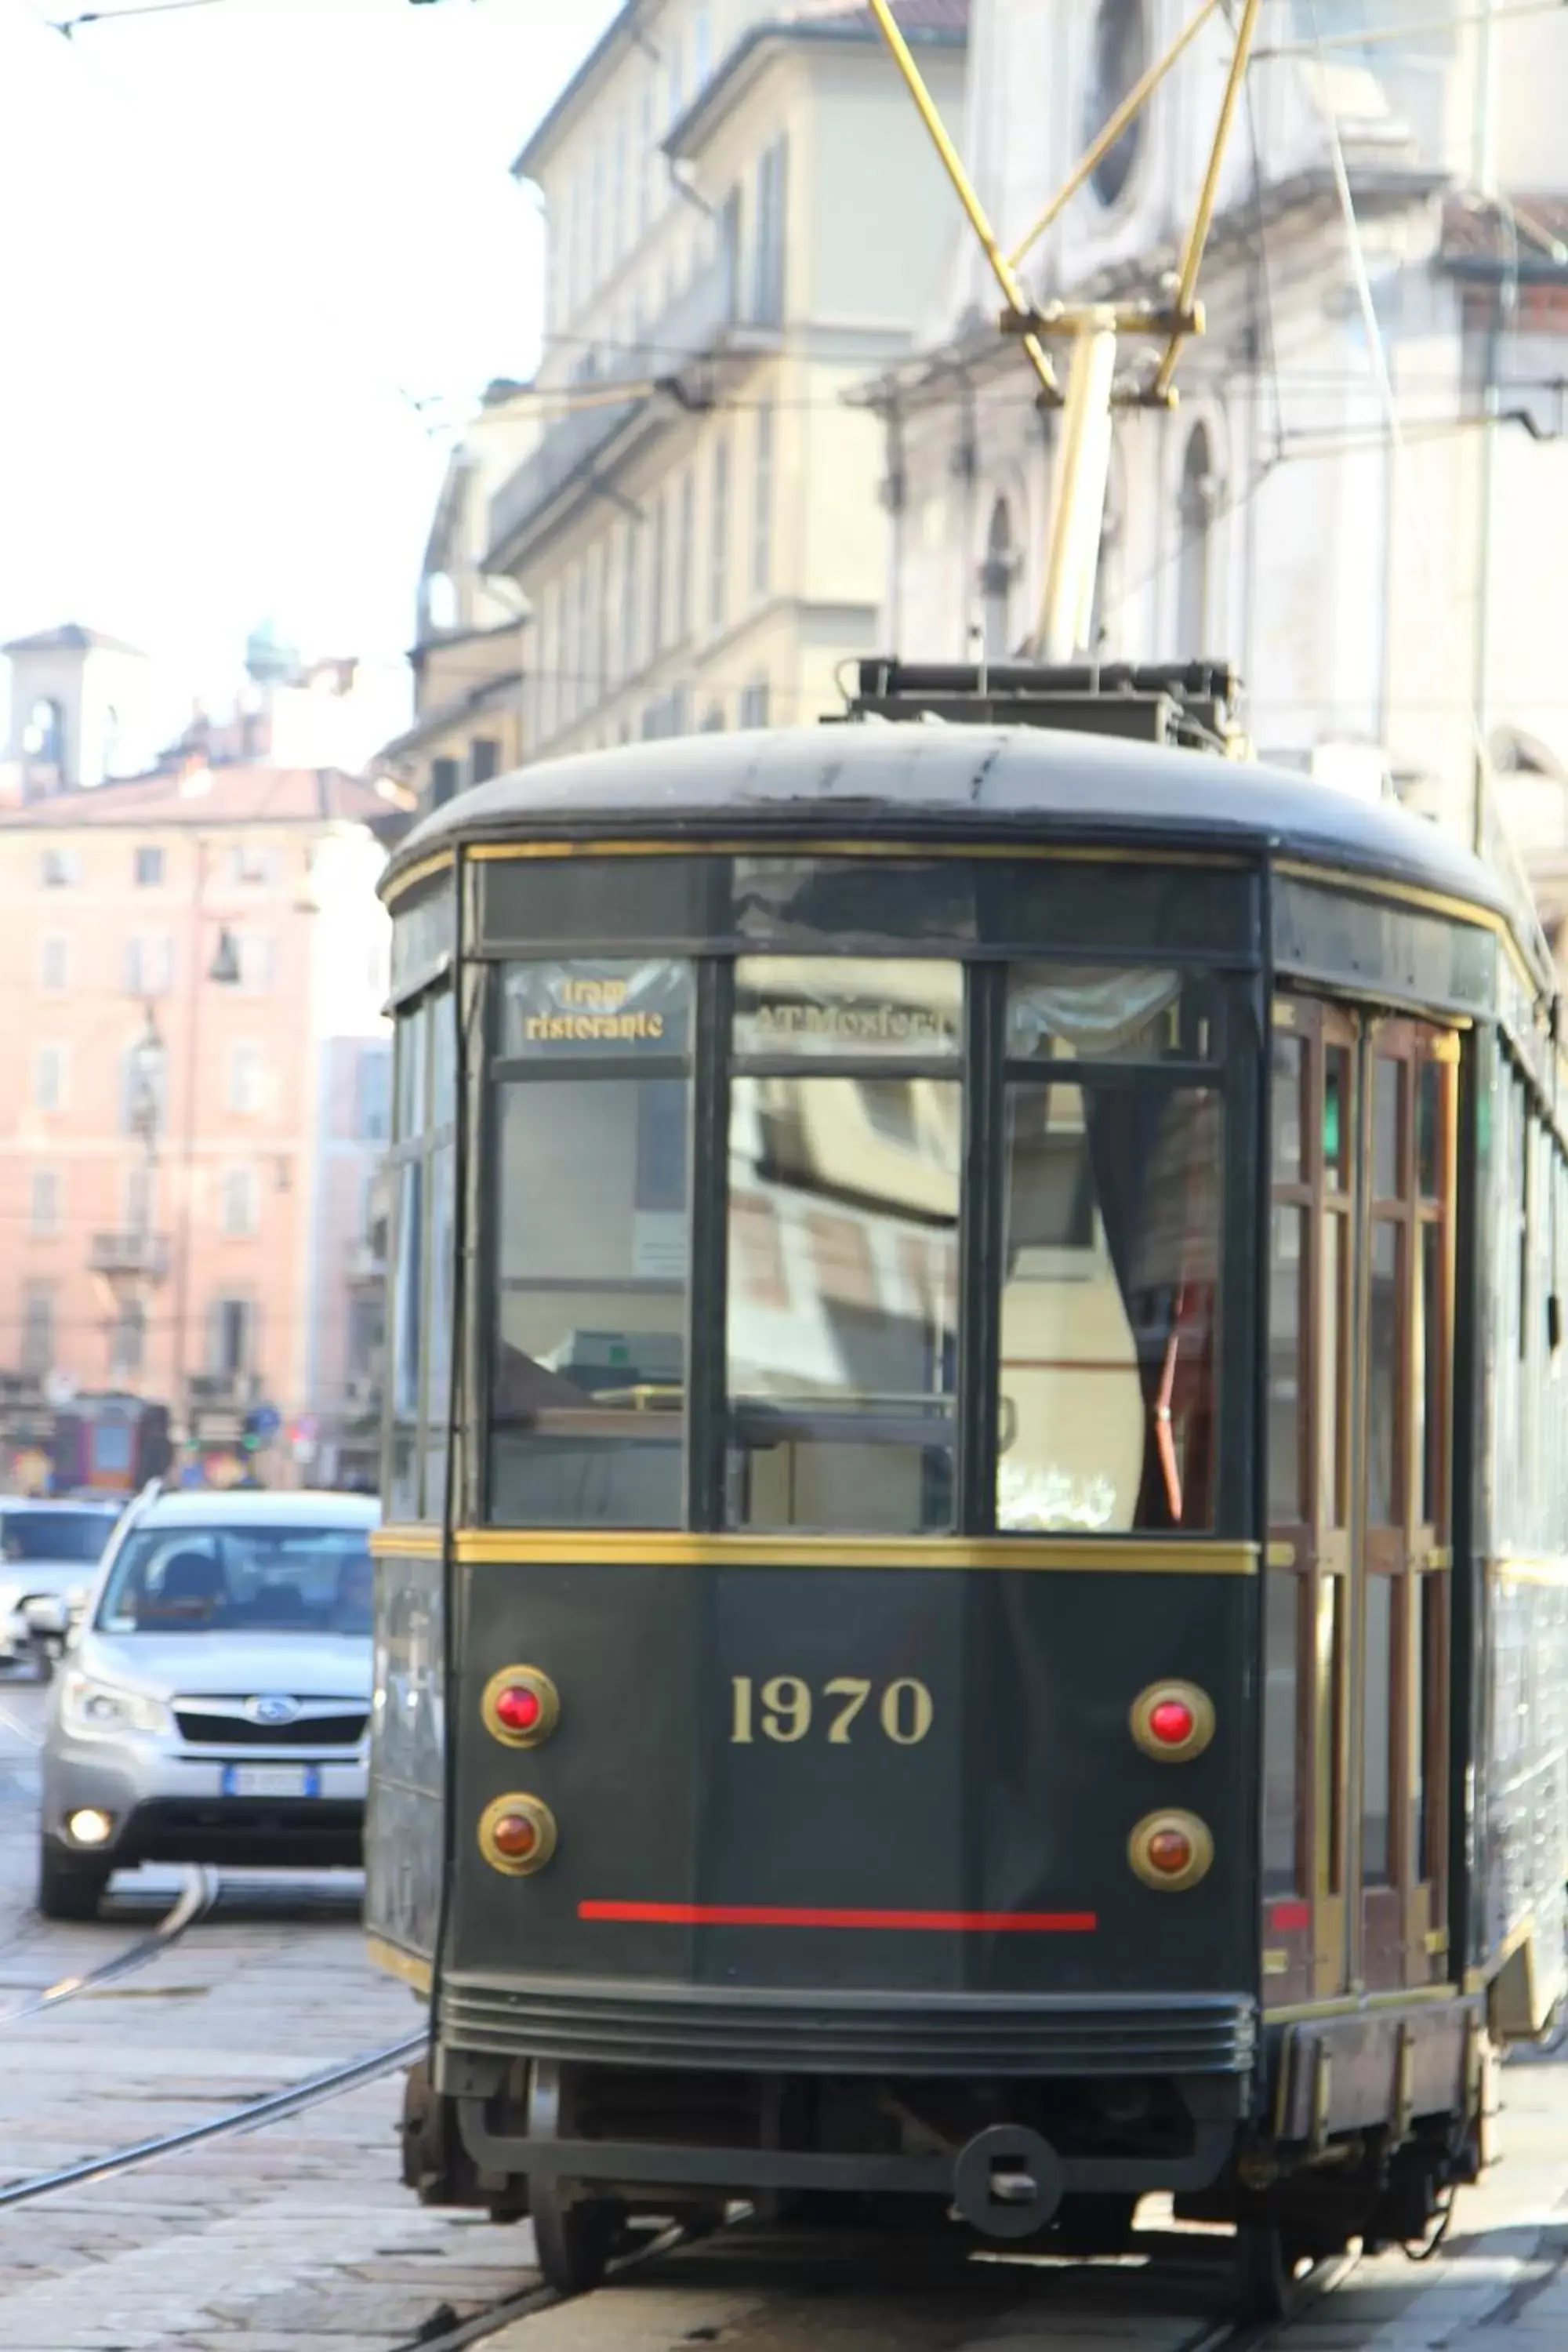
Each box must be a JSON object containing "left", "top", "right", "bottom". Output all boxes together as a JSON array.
[{"left": 1265, "top": 1003, "right": 1457, "bottom": 2004}]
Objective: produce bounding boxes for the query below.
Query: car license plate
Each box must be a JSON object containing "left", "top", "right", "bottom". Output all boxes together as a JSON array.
[{"left": 221, "top": 1764, "right": 320, "bottom": 1798}]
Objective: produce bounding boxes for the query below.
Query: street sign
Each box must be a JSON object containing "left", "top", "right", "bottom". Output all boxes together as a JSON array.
[{"left": 245, "top": 1403, "right": 282, "bottom": 1446}]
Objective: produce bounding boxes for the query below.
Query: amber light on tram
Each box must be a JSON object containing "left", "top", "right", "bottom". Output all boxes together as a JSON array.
[
  {"left": 1127, "top": 1809, "right": 1214, "bottom": 1892},
  {"left": 481, "top": 1664, "right": 561, "bottom": 1749},
  {"left": 478, "top": 1793, "right": 558, "bottom": 1877},
  {"left": 1129, "top": 1679, "right": 1214, "bottom": 1762}
]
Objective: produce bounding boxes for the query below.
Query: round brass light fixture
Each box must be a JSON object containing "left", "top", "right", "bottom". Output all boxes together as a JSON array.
[
  {"left": 481, "top": 1664, "right": 561, "bottom": 1749},
  {"left": 1127, "top": 1809, "right": 1214, "bottom": 1893},
  {"left": 477, "top": 1792, "right": 558, "bottom": 1877},
  {"left": 1129, "top": 1679, "right": 1214, "bottom": 1763}
]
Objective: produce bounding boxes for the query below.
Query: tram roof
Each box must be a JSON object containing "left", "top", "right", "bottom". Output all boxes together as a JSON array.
[{"left": 387, "top": 722, "right": 1518, "bottom": 935}]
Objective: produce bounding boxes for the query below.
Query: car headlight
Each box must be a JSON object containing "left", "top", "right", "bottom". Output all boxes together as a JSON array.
[{"left": 60, "top": 1669, "right": 171, "bottom": 1739}]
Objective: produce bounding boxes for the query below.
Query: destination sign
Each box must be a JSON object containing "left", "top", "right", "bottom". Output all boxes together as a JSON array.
[
  {"left": 733, "top": 956, "right": 962, "bottom": 1059},
  {"left": 501, "top": 959, "right": 691, "bottom": 1056}
]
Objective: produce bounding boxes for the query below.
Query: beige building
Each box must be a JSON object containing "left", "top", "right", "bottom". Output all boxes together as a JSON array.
[
  {"left": 376, "top": 385, "right": 535, "bottom": 815},
  {"left": 481, "top": 0, "right": 968, "bottom": 755},
  {"left": 0, "top": 760, "right": 405, "bottom": 1486}
]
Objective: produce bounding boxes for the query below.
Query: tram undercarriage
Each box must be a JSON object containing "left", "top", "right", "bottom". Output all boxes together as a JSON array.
[{"left": 399, "top": 2007, "right": 1487, "bottom": 2307}]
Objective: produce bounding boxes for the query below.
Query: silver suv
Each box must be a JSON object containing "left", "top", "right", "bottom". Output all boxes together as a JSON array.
[{"left": 38, "top": 1486, "right": 379, "bottom": 1918}]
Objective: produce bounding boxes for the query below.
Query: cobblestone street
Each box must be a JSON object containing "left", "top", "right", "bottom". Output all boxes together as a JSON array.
[
  {"left": 5, "top": 1675, "right": 1568, "bottom": 2352},
  {"left": 0, "top": 1684, "right": 542, "bottom": 2351}
]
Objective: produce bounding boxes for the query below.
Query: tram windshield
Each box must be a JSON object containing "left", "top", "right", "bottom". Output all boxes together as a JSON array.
[{"left": 475, "top": 944, "right": 1228, "bottom": 1536}]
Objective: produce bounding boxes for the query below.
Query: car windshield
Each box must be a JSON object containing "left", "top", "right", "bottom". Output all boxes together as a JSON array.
[
  {"left": 96, "top": 1526, "right": 375, "bottom": 1636},
  {"left": 1, "top": 1511, "right": 116, "bottom": 1566}
]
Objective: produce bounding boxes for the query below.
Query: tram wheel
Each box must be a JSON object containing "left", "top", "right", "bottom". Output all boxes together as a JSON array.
[
  {"left": 1234, "top": 2223, "right": 1306, "bottom": 2321},
  {"left": 530, "top": 2183, "right": 619, "bottom": 2296}
]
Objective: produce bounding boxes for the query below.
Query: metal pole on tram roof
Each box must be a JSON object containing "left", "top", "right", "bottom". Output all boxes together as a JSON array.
[{"left": 866, "top": 0, "right": 1266, "bottom": 664}]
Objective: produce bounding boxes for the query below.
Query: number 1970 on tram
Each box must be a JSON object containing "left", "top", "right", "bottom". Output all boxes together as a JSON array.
[{"left": 367, "top": 661, "right": 1568, "bottom": 2311}]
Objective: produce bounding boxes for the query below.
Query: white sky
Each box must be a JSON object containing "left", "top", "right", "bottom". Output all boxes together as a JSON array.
[{"left": 0, "top": 0, "right": 619, "bottom": 734}]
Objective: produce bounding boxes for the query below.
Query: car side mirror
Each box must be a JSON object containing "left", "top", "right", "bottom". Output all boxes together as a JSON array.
[{"left": 22, "top": 1595, "right": 69, "bottom": 1639}]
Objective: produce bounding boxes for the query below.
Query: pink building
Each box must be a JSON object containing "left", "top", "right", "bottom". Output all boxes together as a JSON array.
[{"left": 0, "top": 760, "right": 401, "bottom": 1486}]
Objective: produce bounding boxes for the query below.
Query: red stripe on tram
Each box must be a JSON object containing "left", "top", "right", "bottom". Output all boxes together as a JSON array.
[
  {"left": 577, "top": 1900, "right": 1098, "bottom": 1933},
  {"left": 1269, "top": 1901, "right": 1312, "bottom": 1933}
]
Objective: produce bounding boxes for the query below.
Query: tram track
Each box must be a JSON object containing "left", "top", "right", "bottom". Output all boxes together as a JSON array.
[
  {"left": 395, "top": 2221, "right": 1364, "bottom": 2352},
  {"left": 0, "top": 1862, "right": 217, "bottom": 2024},
  {"left": 0, "top": 2026, "right": 426, "bottom": 2209}
]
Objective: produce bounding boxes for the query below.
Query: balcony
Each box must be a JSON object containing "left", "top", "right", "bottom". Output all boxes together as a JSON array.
[
  {"left": 487, "top": 255, "right": 750, "bottom": 569},
  {"left": 346, "top": 1240, "right": 387, "bottom": 1288},
  {"left": 89, "top": 1232, "right": 172, "bottom": 1282},
  {"left": 343, "top": 1373, "right": 382, "bottom": 1421}
]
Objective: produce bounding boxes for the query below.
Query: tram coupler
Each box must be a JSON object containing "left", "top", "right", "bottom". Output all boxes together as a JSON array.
[{"left": 951, "top": 2125, "right": 1065, "bottom": 2239}]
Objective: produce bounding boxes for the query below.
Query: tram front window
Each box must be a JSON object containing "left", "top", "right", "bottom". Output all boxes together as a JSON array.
[
  {"left": 490, "top": 960, "right": 691, "bottom": 1528},
  {"left": 726, "top": 957, "right": 961, "bottom": 1533},
  {"left": 998, "top": 1080, "right": 1221, "bottom": 1531}
]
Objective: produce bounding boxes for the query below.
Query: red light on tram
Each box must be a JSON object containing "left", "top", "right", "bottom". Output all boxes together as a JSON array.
[
  {"left": 1129, "top": 1679, "right": 1214, "bottom": 1762},
  {"left": 1147, "top": 1826, "right": 1193, "bottom": 1875},
  {"left": 1127, "top": 1809, "right": 1214, "bottom": 1893},
  {"left": 478, "top": 1792, "right": 558, "bottom": 1877},
  {"left": 481, "top": 1664, "right": 560, "bottom": 1748},
  {"left": 495, "top": 1684, "right": 542, "bottom": 1735},
  {"left": 492, "top": 1810, "right": 538, "bottom": 1860}
]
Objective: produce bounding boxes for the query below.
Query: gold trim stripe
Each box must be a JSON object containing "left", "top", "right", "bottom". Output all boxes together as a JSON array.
[
  {"left": 380, "top": 849, "right": 456, "bottom": 907},
  {"left": 1264, "top": 1983, "right": 1461, "bottom": 2025},
  {"left": 463, "top": 837, "right": 1249, "bottom": 871},
  {"left": 366, "top": 1934, "right": 434, "bottom": 1996},
  {"left": 371, "top": 1527, "right": 444, "bottom": 1559},
  {"left": 448, "top": 1530, "right": 1258, "bottom": 1573}
]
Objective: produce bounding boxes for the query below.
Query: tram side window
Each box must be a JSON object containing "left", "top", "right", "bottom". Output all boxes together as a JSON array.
[
  {"left": 489, "top": 960, "right": 691, "bottom": 1529},
  {"left": 726, "top": 957, "right": 962, "bottom": 1534},
  {"left": 997, "top": 1076, "right": 1221, "bottom": 1531},
  {"left": 387, "top": 987, "right": 458, "bottom": 1524}
]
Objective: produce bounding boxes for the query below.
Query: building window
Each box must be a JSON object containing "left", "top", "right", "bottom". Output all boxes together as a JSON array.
[
  {"left": 612, "top": 111, "right": 628, "bottom": 260},
  {"left": 638, "top": 79, "right": 655, "bottom": 233},
  {"left": 227, "top": 844, "right": 278, "bottom": 886},
  {"left": 124, "top": 933, "right": 174, "bottom": 997},
  {"left": 675, "top": 466, "right": 695, "bottom": 642},
  {"left": 593, "top": 541, "right": 610, "bottom": 701},
  {"left": 1177, "top": 422, "right": 1216, "bottom": 659},
  {"left": 621, "top": 519, "right": 642, "bottom": 678},
  {"left": 430, "top": 757, "right": 460, "bottom": 809},
  {"left": 752, "top": 403, "right": 774, "bottom": 597},
  {"left": 110, "top": 1301, "right": 146, "bottom": 1378},
  {"left": 208, "top": 1296, "right": 256, "bottom": 1377},
  {"left": 34, "top": 1046, "right": 66, "bottom": 1113},
  {"left": 1087, "top": 0, "right": 1148, "bottom": 208},
  {"left": 39, "top": 848, "right": 81, "bottom": 889},
  {"left": 29, "top": 1169, "right": 60, "bottom": 1237},
  {"left": 20, "top": 1283, "right": 55, "bottom": 1377},
  {"left": 981, "top": 496, "right": 1017, "bottom": 659},
  {"left": 356, "top": 1044, "right": 392, "bottom": 1142},
  {"left": 739, "top": 679, "right": 771, "bottom": 729},
  {"left": 234, "top": 931, "right": 275, "bottom": 993},
  {"left": 710, "top": 431, "right": 730, "bottom": 628},
  {"left": 24, "top": 697, "right": 66, "bottom": 774},
  {"left": 39, "top": 936, "right": 70, "bottom": 992},
  {"left": 700, "top": 700, "right": 726, "bottom": 731},
  {"left": 134, "top": 845, "right": 165, "bottom": 887},
  {"left": 752, "top": 136, "right": 787, "bottom": 326},
  {"left": 348, "top": 1295, "right": 384, "bottom": 1381},
  {"left": 576, "top": 560, "right": 594, "bottom": 714},
  {"left": 121, "top": 1039, "right": 168, "bottom": 1138},
  {"left": 648, "top": 490, "right": 667, "bottom": 656},
  {"left": 221, "top": 1165, "right": 260, "bottom": 1238},
  {"left": 228, "top": 1044, "right": 264, "bottom": 1116},
  {"left": 470, "top": 738, "right": 500, "bottom": 788}
]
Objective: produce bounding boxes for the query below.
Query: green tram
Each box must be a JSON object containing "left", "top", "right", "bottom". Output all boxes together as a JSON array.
[{"left": 368, "top": 662, "right": 1568, "bottom": 2310}]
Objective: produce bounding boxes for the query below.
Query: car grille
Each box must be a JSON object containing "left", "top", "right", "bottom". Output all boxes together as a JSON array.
[{"left": 173, "top": 1710, "right": 368, "bottom": 1748}]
